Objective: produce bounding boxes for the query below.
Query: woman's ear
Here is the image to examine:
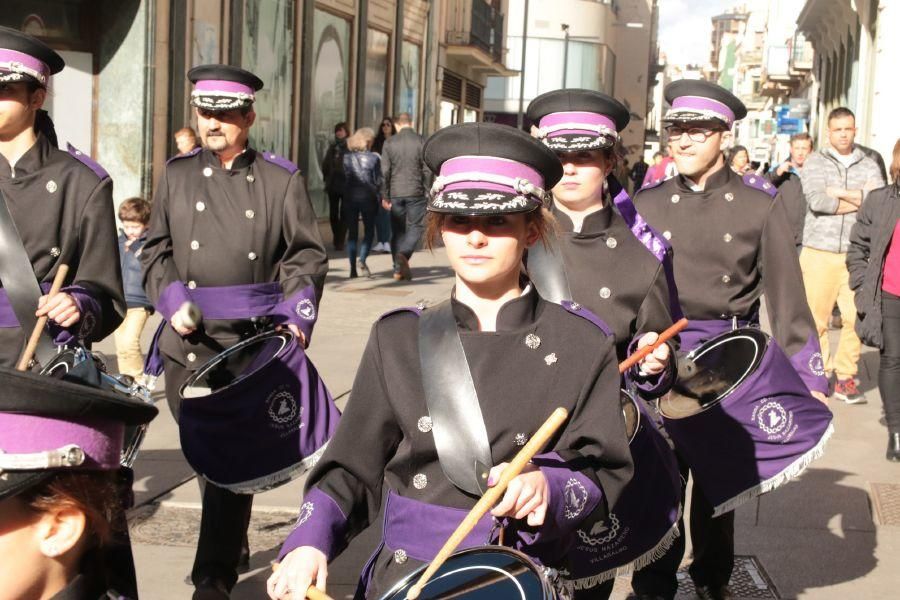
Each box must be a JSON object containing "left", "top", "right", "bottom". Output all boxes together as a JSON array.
[
  {"left": 524, "top": 219, "right": 542, "bottom": 247},
  {"left": 36, "top": 506, "right": 86, "bottom": 559},
  {"left": 29, "top": 87, "right": 47, "bottom": 111}
]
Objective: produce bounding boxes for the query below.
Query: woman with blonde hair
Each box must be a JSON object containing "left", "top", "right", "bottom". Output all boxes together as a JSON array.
[{"left": 342, "top": 127, "right": 382, "bottom": 278}]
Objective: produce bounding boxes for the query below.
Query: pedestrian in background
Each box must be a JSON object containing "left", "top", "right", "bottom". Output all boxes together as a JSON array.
[
  {"left": 380, "top": 112, "right": 431, "bottom": 280},
  {"left": 372, "top": 116, "right": 396, "bottom": 253},
  {"left": 113, "top": 197, "right": 154, "bottom": 380},
  {"left": 727, "top": 145, "right": 751, "bottom": 174},
  {"left": 630, "top": 155, "right": 649, "bottom": 192},
  {"left": 175, "top": 126, "right": 199, "bottom": 155},
  {"left": 322, "top": 122, "right": 349, "bottom": 251},
  {"left": 342, "top": 127, "right": 382, "bottom": 278},
  {"left": 847, "top": 138, "right": 900, "bottom": 461},
  {"left": 799, "top": 106, "right": 885, "bottom": 404},
  {"left": 768, "top": 132, "right": 813, "bottom": 250}
]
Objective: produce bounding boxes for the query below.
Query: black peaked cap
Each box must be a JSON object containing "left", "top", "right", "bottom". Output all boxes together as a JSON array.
[
  {"left": 527, "top": 88, "right": 631, "bottom": 132},
  {"left": 0, "top": 25, "right": 64, "bottom": 75},
  {"left": 187, "top": 64, "right": 264, "bottom": 90},
  {"left": 424, "top": 123, "right": 564, "bottom": 190},
  {"left": 664, "top": 79, "right": 747, "bottom": 122}
]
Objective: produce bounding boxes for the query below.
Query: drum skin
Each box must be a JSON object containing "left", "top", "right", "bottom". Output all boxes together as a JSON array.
[
  {"left": 380, "top": 546, "right": 557, "bottom": 600},
  {"left": 178, "top": 330, "right": 340, "bottom": 493},
  {"left": 658, "top": 329, "right": 833, "bottom": 516}
]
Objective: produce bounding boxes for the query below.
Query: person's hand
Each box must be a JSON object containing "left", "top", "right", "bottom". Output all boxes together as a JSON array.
[
  {"left": 276, "top": 324, "right": 307, "bottom": 347},
  {"left": 636, "top": 332, "right": 670, "bottom": 377},
  {"left": 488, "top": 463, "right": 549, "bottom": 527},
  {"left": 825, "top": 186, "right": 843, "bottom": 199},
  {"left": 381, "top": 198, "right": 392, "bottom": 210},
  {"left": 170, "top": 304, "right": 198, "bottom": 336},
  {"left": 267, "top": 546, "right": 328, "bottom": 600},
  {"left": 36, "top": 292, "right": 81, "bottom": 328},
  {"left": 811, "top": 390, "right": 828, "bottom": 404},
  {"left": 776, "top": 161, "right": 792, "bottom": 176}
]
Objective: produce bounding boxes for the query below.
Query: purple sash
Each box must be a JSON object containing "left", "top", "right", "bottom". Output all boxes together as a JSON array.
[
  {"left": 662, "top": 328, "right": 833, "bottom": 516},
  {"left": 567, "top": 397, "right": 681, "bottom": 587},
  {"left": 178, "top": 331, "right": 340, "bottom": 493}
]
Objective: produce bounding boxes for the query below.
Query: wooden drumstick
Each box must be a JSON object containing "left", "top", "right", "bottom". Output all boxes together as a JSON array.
[
  {"left": 406, "top": 407, "right": 570, "bottom": 600},
  {"left": 16, "top": 265, "right": 69, "bottom": 371},
  {"left": 618, "top": 317, "right": 688, "bottom": 374},
  {"left": 269, "top": 562, "right": 334, "bottom": 600}
]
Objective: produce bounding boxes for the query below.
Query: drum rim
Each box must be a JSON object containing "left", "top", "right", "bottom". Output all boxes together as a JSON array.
[
  {"left": 379, "top": 545, "right": 554, "bottom": 600},
  {"left": 621, "top": 389, "right": 641, "bottom": 445},
  {"left": 178, "top": 329, "right": 293, "bottom": 399},
  {"left": 660, "top": 327, "right": 770, "bottom": 418}
]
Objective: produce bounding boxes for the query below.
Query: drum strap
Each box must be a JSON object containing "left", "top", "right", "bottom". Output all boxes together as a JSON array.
[
  {"left": 527, "top": 241, "right": 572, "bottom": 304},
  {"left": 0, "top": 189, "right": 58, "bottom": 365},
  {"left": 418, "top": 301, "right": 493, "bottom": 496}
]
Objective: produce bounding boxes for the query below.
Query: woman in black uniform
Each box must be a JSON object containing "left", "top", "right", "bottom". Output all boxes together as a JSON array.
[
  {"left": 0, "top": 27, "right": 124, "bottom": 368},
  {"left": 268, "top": 123, "right": 647, "bottom": 599},
  {"left": 0, "top": 367, "right": 157, "bottom": 599}
]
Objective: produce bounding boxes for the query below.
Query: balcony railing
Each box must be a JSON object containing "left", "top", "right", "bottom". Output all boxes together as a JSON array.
[
  {"left": 789, "top": 33, "right": 814, "bottom": 71},
  {"left": 446, "top": 0, "right": 505, "bottom": 64}
]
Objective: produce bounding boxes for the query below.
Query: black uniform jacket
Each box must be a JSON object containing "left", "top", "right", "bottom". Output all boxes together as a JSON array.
[
  {"left": 278, "top": 289, "right": 633, "bottom": 598},
  {"left": 547, "top": 202, "right": 677, "bottom": 364},
  {"left": 0, "top": 133, "right": 124, "bottom": 366},
  {"left": 141, "top": 146, "right": 328, "bottom": 371},
  {"left": 633, "top": 165, "right": 824, "bottom": 389}
]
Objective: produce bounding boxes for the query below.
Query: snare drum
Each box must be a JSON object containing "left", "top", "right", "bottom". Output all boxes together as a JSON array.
[
  {"left": 41, "top": 347, "right": 154, "bottom": 468},
  {"left": 380, "top": 546, "right": 565, "bottom": 600},
  {"left": 658, "top": 328, "right": 833, "bottom": 516},
  {"left": 178, "top": 330, "right": 340, "bottom": 494}
]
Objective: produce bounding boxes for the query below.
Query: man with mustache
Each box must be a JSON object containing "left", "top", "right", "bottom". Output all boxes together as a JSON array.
[
  {"left": 141, "top": 65, "right": 328, "bottom": 599},
  {"left": 631, "top": 80, "right": 828, "bottom": 600}
]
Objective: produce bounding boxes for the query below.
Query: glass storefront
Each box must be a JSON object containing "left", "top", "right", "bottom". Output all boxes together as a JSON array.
[
  {"left": 396, "top": 40, "right": 422, "bottom": 124},
  {"left": 308, "top": 9, "right": 352, "bottom": 215},
  {"left": 363, "top": 28, "right": 390, "bottom": 129},
  {"left": 240, "top": 0, "right": 295, "bottom": 157}
]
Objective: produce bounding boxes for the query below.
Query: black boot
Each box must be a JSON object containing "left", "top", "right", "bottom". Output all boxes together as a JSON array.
[{"left": 887, "top": 431, "right": 900, "bottom": 462}]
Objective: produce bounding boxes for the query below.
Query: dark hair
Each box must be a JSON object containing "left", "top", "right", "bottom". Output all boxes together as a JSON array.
[
  {"left": 118, "top": 197, "right": 152, "bottom": 224},
  {"left": 423, "top": 208, "right": 557, "bottom": 250},
  {"left": 789, "top": 132, "right": 812, "bottom": 145},
  {"left": 827, "top": 107, "right": 855, "bottom": 124},
  {"left": 373, "top": 117, "right": 397, "bottom": 153},
  {"left": 21, "top": 80, "right": 58, "bottom": 148},
  {"left": 890, "top": 138, "right": 900, "bottom": 184},
  {"left": 19, "top": 471, "right": 123, "bottom": 548},
  {"left": 334, "top": 122, "right": 349, "bottom": 135},
  {"left": 728, "top": 145, "right": 749, "bottom": 165}
]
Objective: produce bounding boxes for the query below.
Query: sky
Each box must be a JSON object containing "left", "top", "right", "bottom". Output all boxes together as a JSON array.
[{"left": 657, "top": 0, "right": 741, "bottom": 67}]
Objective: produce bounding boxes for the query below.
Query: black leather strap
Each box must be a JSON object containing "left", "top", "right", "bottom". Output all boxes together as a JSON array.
[
  {"left": 418, "top": 301, "right": 493, "bottom": 496},
  {"left": 527, "top": 242, "right": 573, "bottom": 304},
  {"left": 0, "top": 189, "right": 57, "bottom": 365}
]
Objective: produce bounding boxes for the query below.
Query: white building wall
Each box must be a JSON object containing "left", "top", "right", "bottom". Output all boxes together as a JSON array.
[{"left": 868, "top": 0, "right": 899, "bottom": 173}]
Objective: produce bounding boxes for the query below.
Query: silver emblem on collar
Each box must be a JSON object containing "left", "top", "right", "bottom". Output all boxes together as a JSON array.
[
  {"left": 544, "top": 353, "right": 558, "bottom": 366},
  {"left": 417, "top": 416, "right": 433, "bottom": 433},
  {"left": 525, "top": 333, "right": 541, "bottom": 350},
  {"left": 606, "top": 237, "right": 617, "bottom": 249},
  {"left": 413, "top": 473, "right": 428, "bottom": 489},
  {"left": 514, "top": 433, "right": 528, "bottom": 446}
]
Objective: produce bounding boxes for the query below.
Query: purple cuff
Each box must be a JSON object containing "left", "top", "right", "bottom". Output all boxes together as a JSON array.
[
  {"left": 533, "top": 452, "right": 603, "bottom": 540},
  {"left": 272, "top": 285, "right": 318, "bottom": 344},
  {"left": 278, "top": 488, "right": 348, "bottom": 562},
  {"left": 790, "top": 334, "right": 829, "bottom": 394},
  {"left": 157, "top": 281, "right": 191, "bottom": 322},
  {"left": 626, "top": 336, "right": 676, "bottom": 398},
  {"left": 49, "top": 285, "right": 102, "bottom": 343}
]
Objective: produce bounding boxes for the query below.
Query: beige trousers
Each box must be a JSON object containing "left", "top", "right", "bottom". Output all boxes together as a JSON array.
[{"left": 113, "top": 307, "right": 150, "bottom": 378}]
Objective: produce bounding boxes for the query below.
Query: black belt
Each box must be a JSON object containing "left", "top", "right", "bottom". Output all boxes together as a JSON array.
[
  {"left": 0, "top": 189, "right": 58, "bottom": 365},
  {"left": 418, "top": 301, "right": 493, "bottom": 496}
]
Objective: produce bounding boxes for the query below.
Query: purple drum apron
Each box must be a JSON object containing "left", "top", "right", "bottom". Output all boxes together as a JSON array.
[
  {"left": 659, "top": 328, "right": 833, "bottom": 516},
  {"left": 566, "top": 390, "right": 682, "bottom": 588},
  {"left": 179, "top": 330, "right": 340, "bottom": 493}
]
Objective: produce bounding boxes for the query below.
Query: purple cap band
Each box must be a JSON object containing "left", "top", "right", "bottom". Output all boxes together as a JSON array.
[
  {"left": 0, "top": 48, "right": 51, "bottom": 84},
  {"left": 671, "top": 96, "right": 735, "bottom": 124},
  {"left": 0, "top": 413, "right": 124, "bottom": 470},
  {"left": 194, "top": 79, "right": 255, "bottom": 96},
  {"left": 539, "top": 111, "right": 617, "bottom": 133},
  {"left": 440, "top": 156, "right": 544, "bottom": 195}
]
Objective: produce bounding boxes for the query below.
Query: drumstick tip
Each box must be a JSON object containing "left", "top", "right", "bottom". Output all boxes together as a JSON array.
[{"left": 406, "top": 587, "right": 421, "bottom": 600}]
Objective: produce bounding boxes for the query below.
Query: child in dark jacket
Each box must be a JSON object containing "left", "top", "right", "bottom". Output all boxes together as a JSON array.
[{"left": 114, "top": 198, "right": 153, "bottom": 379}]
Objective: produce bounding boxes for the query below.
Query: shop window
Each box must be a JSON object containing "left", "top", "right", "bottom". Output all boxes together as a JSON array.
[{"left": 363, "top": 28, "right": 390, "bottom": 129}]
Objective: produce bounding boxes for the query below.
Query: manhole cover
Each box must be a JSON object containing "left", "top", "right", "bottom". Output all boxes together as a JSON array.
[
  {"left": 674, "top": 555, "right": 779, "bottom": 599},
  {"left": 871, "top": 482, "right": 900, "bottom": 526},
  {"left": 128, "top": 504, "right": 297, "bottom": 549}
]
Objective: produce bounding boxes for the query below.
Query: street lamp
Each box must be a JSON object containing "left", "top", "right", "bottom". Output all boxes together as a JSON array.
[{"left": 561, "top": 23, "right": 570, "bottom": 88}]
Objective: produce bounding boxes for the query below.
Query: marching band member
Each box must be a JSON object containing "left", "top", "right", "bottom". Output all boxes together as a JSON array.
[
  {"left": 0, "top": 26, "right": 124, "bottom": 368},
  {"left": 631, "top": 80, "right": 828, "bottom": 600},
  {"left": 0, "top": 366, "right": 157, "bottom": 599},
  {"left": 141, "top": 64, "right": 328, "bottom": 599},
  {"left": 268, "top": 123, "right": 633, "bottom": 599}
]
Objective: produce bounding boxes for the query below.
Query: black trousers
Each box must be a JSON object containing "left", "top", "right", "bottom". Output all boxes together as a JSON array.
[
  {"left": 630, "top": 453, "right": 735, "bottom": 598},
  {"left": 881, "top": 292, "right": 900, "bottom": 431},
  {"left": 328, "top": 191, "right": 346, "bottom": 248},
  {"left": 389, "top": 196, "right": 427, "bottom": 262},
  {"left": 165, "top": 359, "right": 253, "bottom": 590}
]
